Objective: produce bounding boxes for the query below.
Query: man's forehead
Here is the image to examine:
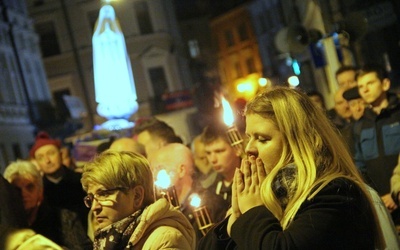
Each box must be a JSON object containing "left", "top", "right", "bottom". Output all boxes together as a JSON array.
[
  {"left": 35, "top": 144, "right": 59, "bottom": 155},
  {"left": 205, "top": 138, "right": 230, "bottom": 149}
]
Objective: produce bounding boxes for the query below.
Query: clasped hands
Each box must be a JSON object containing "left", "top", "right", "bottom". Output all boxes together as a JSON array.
[{"left": 227, "top": 155, "right": 267, "bottom": 236}]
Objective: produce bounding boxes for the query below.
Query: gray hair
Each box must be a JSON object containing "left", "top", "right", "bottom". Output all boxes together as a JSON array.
[{"left": 3, "top": 160, "right": 43, "bottom": 189}]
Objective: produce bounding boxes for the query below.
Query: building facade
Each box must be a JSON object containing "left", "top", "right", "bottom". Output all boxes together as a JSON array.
[
  {"left": 210, "top": 4, "right": 263, "bottom": 102},
  {"left": 27, "top": 0, "right": 194, "bottom": 130},
  {"left": 0, "top": 0, "right": 51, "bottom": 171}
]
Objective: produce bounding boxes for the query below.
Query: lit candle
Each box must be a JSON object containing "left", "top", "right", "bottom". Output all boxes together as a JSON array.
[
  {"left": 190, "top": 194, "right": 213, "bottom": 236},
  {"left": 221, "top": 96, "right": 245, "bottom": 158},
  {"left": 154, "top": 170, "right": 180, "bottom": 207}
]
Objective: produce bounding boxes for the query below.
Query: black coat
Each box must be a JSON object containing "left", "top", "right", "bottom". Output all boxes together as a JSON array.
[
  {"left": 198, "top": 178, "right": 378, "bottom": 250},
  {"left": 43, "top": 166, "right": 89, "bottom": 229},
  {"left": 31, "top": 200, "right": 92, "bottom": 250},
  {"left": 0, "top": 175, "right": 27, "bottom": 228}
]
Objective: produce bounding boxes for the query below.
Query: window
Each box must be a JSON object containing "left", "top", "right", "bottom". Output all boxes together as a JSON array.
[
  {"left": 238, "top": 23, "right": 249, "bottom": 41},
  {"left": 87, "top": 9, "right": 100, "bottom": 32},
  {"left": 225, "top": 30, "right": 234, "bottom": 47},
  {"left": 135, "top": 1, "right": 153, "bottom": 35},
  {"left": 246, "top": 58, "right": 256, "bottom": 74},
  {"left": 148, "top": 67, "right": 168, "bottom": 96},
  {"left": 53, "top": 89, "right": 71, "bottom": 119},
  {"left": 235, "top": 62, "right": 243, "bottom": 78},
  {"left": 35, "top": 21, "right": 60, "bottom": 57},
  {"left": 188, "top": 39, "right": 200, "bottom": 58}
]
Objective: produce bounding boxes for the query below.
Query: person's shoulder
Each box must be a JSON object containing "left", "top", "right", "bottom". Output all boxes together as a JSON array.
[
  {"left": 62, "top": 166, "right": 83, "bottom": 182},
  {"left": 138, "top": 200, "right": 196, "bottom": 249},
  {"left": 315, "top": 178, "right": 365, "bottom": 199}
]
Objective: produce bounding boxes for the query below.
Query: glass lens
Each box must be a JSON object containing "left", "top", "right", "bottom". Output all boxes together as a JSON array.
[{"left": 83, "top": 194, "right": 93, "bottom": 208}]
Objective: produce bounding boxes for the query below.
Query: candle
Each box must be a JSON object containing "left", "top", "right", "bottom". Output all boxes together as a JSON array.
[
  {"left": 154, "top": 170, "right": 180, "bottom": 207},
  {"left": 190, "top": 194, "right": 213, "bottom": 236},
  {"left": 221, "top": 96, "right": 245, "bottom": 158}
]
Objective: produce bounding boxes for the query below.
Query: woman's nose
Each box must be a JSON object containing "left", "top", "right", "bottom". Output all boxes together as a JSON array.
[{"left": 245, "top": 140, "right": 257, "bottom": 157}]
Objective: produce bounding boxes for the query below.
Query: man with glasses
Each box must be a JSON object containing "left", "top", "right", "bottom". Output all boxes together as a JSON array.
[{"left": 81, "top": 151, "right": 196, "bottom": 249}]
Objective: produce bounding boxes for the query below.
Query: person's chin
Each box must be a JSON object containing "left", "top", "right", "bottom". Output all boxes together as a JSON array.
[{"left": 96, "top": 217, "right": 111, "bottom": 229}]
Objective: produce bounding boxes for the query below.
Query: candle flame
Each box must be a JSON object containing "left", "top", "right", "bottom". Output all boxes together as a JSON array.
[
  {"left": 190, "top": 194, "right": 201, "bottom": 208},
  {"left": 155, "top": 170, "right": 171, "bottom": 189},
  {"left": 221, "top": 96, "right": 234, "bottom": 127}
]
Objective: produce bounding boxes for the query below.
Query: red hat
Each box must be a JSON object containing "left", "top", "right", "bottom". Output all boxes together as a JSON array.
[{"left": 30, "top": 131, "right": 61, "bottom": 158}]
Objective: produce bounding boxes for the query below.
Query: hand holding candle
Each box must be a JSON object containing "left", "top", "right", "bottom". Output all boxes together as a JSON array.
[
  {"left": 221, "top": 96, "right": 245, "bottom": 158},
  {"left": 154, "top": 170, "right": 180, "bottom": 207},
  {"left": 190, "top": 194, "right": 213, "bottom": 236}
]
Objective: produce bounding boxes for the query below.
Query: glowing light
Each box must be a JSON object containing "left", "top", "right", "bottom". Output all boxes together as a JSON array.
[
  {"left": 237, "top": 82, "right": 253, "bottom": 93},
  {"left": 288, "top": 76, "right": 300, "bottom": 87},
  {"left": 221, "top": 96, "right": 234, "bottom": 127},
  {"left": 190, "top": 194, "right": 201, "bottom": 208},
  {"left": 92, "top": 4, "right": 138, "bottom": 129},
  {"left": 292, "top": 59, "right": 301, "bottom": 75},
  {"left": 258, "top": 78, "right": 268, "bottom": 87},
  {"left": 155, "top": 170, "right": 171, "bottom": 189}
]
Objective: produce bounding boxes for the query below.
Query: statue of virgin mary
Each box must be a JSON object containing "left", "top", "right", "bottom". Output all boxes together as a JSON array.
[{"left": 92, "top": 4, "right": 138, "bottom": 129}]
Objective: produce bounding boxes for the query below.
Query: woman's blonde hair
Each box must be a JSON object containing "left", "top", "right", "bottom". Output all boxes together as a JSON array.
[
  {"left": 245, "top": 87, "right": 383, "bottom": 245},
  {"left": 81, "top": 151, "right": 154, "bottom": 207}
]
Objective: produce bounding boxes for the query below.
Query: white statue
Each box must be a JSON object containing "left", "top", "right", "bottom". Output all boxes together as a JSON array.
[{"left": 92, "top": 4, "right": 138, "bottom": 129}]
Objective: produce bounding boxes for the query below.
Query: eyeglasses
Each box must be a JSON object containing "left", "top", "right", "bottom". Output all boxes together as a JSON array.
[{"left": 83, "top": 187, "right": 126, "bottom": 208}]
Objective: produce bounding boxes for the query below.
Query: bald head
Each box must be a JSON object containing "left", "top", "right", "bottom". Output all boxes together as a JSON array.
[
  {"left": 149, "top": 143, "right": 194, "bottom": 197},
  {"left": 150, "top": 143, "right": 194, "bottom": 175},
  {"left": 109, "top": 137, "right": 146, "bottom": 157}
]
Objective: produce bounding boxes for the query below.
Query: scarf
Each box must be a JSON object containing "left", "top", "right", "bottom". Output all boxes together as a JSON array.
[
  {"left": 272, "top": 164, "right": 297, "bottom": 209},
  {"left": 93, "top": 209, "right": 142, "bottom": 250}
]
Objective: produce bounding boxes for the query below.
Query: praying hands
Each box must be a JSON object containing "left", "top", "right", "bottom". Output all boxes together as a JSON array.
[{"left": 227, "top": 156, "right": 266, "bottom": 236}]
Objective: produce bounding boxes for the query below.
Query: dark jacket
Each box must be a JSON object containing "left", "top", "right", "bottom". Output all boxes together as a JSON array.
[
  {"left": 353, "top": 93, "right": 400, "bottom": 195},
  {"left": 31, "top": 200, "right": 92, "bottom": 249},
  {"left": 180, "top": 185, "right": 230, "bottom": 242},
  {"left": 206, "top": 174, "right": 233, "bottom": 204},
  {"left": 0, "top": 175, "right": 27, "bottom": 228},
  {"left": 43, "top": 166, "right": 89, "bottom": 229},
  {"left": 198, "top": 178, "right": 378, "bottom": 250}
]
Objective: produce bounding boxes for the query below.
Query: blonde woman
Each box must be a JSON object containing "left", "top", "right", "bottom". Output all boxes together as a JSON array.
[
  {"left": 81, "top": 151, "right": 196, "bottom": 250},
  {"left": 199, "top": 87, "right": 385, "bottom": 249}
]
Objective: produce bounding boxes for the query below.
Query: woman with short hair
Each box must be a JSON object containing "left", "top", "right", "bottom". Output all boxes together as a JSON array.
[
  {"left": 81, "top": 151, "right": 196, "bottom": 250},
  {"left": 3, "top": 160, "right": 91, "bottom": 249}
]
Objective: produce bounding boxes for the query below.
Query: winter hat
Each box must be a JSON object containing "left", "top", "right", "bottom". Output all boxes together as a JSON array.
[
  {"left": 29, "top": 131, "right": 61, "bottom": 158},
  {"left": 343, "top": 86, "right": 361, "bottom": 101}
]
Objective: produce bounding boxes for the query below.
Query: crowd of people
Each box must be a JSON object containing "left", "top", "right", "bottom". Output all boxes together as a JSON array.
[{"left": 1, "top": 63, "right": 400, "bottom": 249}]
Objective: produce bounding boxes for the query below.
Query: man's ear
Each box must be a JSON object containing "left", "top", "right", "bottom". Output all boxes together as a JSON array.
[
  {"left": 178, "top": 164, "right": 186, "bottom": 178},
  {"left": 132, "top": 186, "right": 145, "bottom": 209},
  {"left": 382, "top": 78, "right": 391, "bottom": 91}
]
